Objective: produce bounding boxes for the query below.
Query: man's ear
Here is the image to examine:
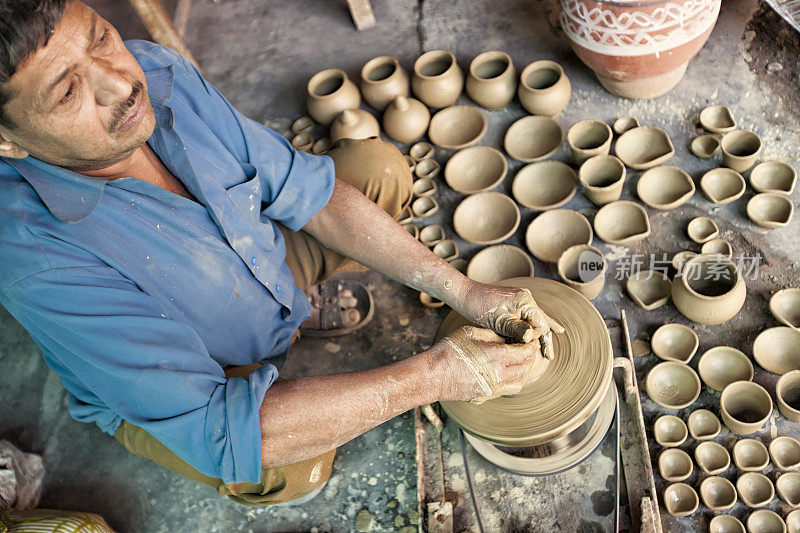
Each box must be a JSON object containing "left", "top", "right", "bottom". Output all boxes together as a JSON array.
[{"left": 0, "top": 134, "right": 29, "bottom": 159}]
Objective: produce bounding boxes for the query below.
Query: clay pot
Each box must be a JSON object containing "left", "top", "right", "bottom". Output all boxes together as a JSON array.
[
  {"left": 402, "top": 223, "right": 420, "bottom": 240},
  {"left": 525, "top": 209, "right": 593, "bottom": 263},
  {"left": 445, "top": 146, "right": 508, "bottom": 194},
  {"left": 733, "top": 439, "right": 770, "bottom": 471},
  {"left": 360, "top": 56, "right": 410, "bottom": 111},
  {"left": 690, "top": 134, "right": 721, "bottom": 159},
  {"left": 329, "top": 109, "right": 380, "bottom": 143},
  {"left": 709, "top": 515, "right": 746, "bottom": 533},
  {"left": 567, "top": 120, "right": 612, "bottom": 165},
  {"left": 687, "top": 216, "right": 719, "bottom": 244},
  {"left": 306, "top": 68, "right": 361, "bottom": 126},
  {"left": 504, "top": 115, "right": 564, "bottom": 162},
  {"left": 750, "top": 161, "right": 797, "bottom": 195},
  {"left": 409, "top": 141, "right": 435, "bottom": 161},
  {"left": 653, "top": 414, "right": 688, "bottom": 447},
  {"left": 383, "top": 95, "right": 431, "bottom": 144},
  {"left": 419, "top": 292, "right": 445, "bottom": 308},
  {"left": 645, "top": 361, "right": 701, "bottom": 409},
  {"left": 419, "top": 225, "right": 445, "bottom": 247},
  {"left": 700, "top": 105, "right": 737, "bottom": 134},
  {"left": 428, "top": 105, "right": 487, "bottom": 150},
  {"left": 593, "top": 200, "right": 651, "bottom": 245},
  {"left": 779, "top": 473, "right": 800, "bottom": 508},
  {"left": 636, "top": 166, "right": 695, "bottom": 210},
  {"left": 466, "top": 245, "right": 534, "bottom": 285},
  {"left": 291, "top": 116, "right": 315, "bottom": 135},
  {"left": 788, "top": 510, "right": 800, "bottom": 533},
  {"left": 614, "top": 126, "right": 675, "bottom": 170},
  {"left": 747, "top": 193, "right": 794, "bottom": 229},
  {"left": 412, "top": 50, "right": 464, "bottom": 109},
  {"left": 701, "top": 239, "right": 733, "bottom": 259},
  {"left": 432, "top": 239, "right": 459, "bottom": 262},
  {"left": 777, "top": 371, "right": 800, "bottom": 422},
  {"left": 312, "top": 137, "right": 332, "bottom": 155},
  {"left": 578, "top": 155, "right": 626, "bottom": 205},
  {"left": 613, "top": 116, "right": 639, "bottom": 136},
  {"left": 466, "top": 51, "right": 517, "bottom": 110},
  {"left": 700, "top": 168, "right": 746, "bottom": 204},
  {"left": 412, "top": 177, "right": 437, "bottom": 198},
  {"left": 671, "top": 254, "right": 746, "bottom": 325},
  {"left": 720, "top": 381, "right": 772, "bottom": 435},
  {"left": 415, "top": 158, "right": 440, "bottom": 180},
  {"left": 687, "top": 409, "right": 721, "bottom": 441},
  {"left": 671, "top": 251, "right": 697, "bottom": 274},
  {"left": 721, "top": 130, "right": 762, "bottom": 172},
  {"left": 512, "top": 161, "right": 578, "bottom": 211},
  {"left": 695, "top": 441, "right": 731, "bottom": 475},
  {"left": 453, "top": 192, "right": 520, "bottom": 245},
  {"left": 662, "top": 483, "right": 699, "bottom": 517},
  {"left": 698, "top": 346, "right": 754, "bottom": 391},
  {"left": 747, "top": 510, "right": 786, "bottom": 533},
  {"left": 291, "top": 132, "right": 314, "bottom": 152},
  {"left": 651, "top": 323, "right": 699, "bottom": 363},
  {"left": 658, "top": 448, "right": 693, "bottom": 482},
  {"left": 556, "top": 244, "right": 606, "bottom": 300},
  {"left": 753, "top": 327, "right": 800, "bottom": 375},
  {"left": 517, "top": 60, "right": 571, "bottom": 116},
  {"left": 411, "top": 196, "right": 439, "bottom": 218},
  {"left": 771, "top": 437, "right": 800, "bottom": 470},
  {"left": 626, "top": 270, "right": 671, "bottom": 310},
  {"left": 737, "top": 472, "right": 775, "bottom": 507},
  {"left": 699, "top": 476, "right": 737, "bottom": 511},
  {"left": 772, "top": 290, "right": 800, "bottom": 330}
]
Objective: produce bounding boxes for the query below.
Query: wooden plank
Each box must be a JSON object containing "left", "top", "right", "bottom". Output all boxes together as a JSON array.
[
  {"left": 128, "top": 0, "right": 200, "bottom": 69},
  {"left": 346, "top": 0, "right": 376, "bottom": 31},
  {"left": 174, "top": 0, "right": 192, "bottom": 38}
]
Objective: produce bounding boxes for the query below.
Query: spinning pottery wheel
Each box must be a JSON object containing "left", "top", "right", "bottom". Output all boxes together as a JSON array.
[{"left": 435, "top": 277, "right": 615, "bottom": 475}]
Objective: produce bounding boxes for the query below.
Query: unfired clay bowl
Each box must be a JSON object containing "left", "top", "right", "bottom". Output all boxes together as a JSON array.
[
  {"left": 658, "top": 448, "right": 693, "bottom": 482},
  {"left": 687, "top": 216, "right": 719, "bottom": 244},
  {"left": 662, "top": 483, "right": 699, "bottom": 517},
  {"left": 695, "top": 441, "right": 731, "bottom": 475},
  {"left": 701, "top": 239, "right": 733, "bottom": 259},
  {"left": 291, "top": 132, "right": 314, "bottom": 152},
  {"left": 402, "top": 223, "right": 420, "bottom": 240},
  {"left": 411, "top": 196, "right": 439, "bottom": 218},
  {"left": 312, "top": 137, "right": 332, "bottom": 155},
  {"left": 419, "top": 292, "right": 445, "bottom": 309},
  {"left": 709, "top": 514, "right": 746, "bottom": 533},
  {"left": 614, "top": 126, "right": 675, "bottom": 170},
  {"left": 770, "top": 437, "right": 800, "bottom": 470},
  {"left": 747, "top": 510, "right": 786, "bottom": 533},
  {"left": 626, "top": 270, "right": 671, "bottom": 310},
  {"left": 747, "top": 193, "right": 794, "bottom": 229},
  {"left": 525, "top": 209, "right": 593, "bottom": 263},
  {"left": 409, "top": 141, "right": 435, "bottom": 161},
  {"left": 687, "top": 409, "right": 721, "bottom": 441},
  {"left": 789, "top": 509, "right": 800, "bottom": 533},
  {"left": 636, "top": 166, "right": 695, "bottom": 210},
  {"left": 578, "top": 155, "right": 626, "bottom": 206},
  {"left": 444, "top": 146, "right": 508, "bottom": 194},
  {"left": 652, "top": 323, "right": 699, "bottom": 363},
  {"left": 753, "top": 327, "right": 800, "bottom": 375},
  {"left": 777, "top": 371, "right": 800, "bottom": 422},
  {"left": 504, "top": 116, "right": 564, "bottom": 163},
  {"left": 771, "top": 289, "right": 800, "bottom": 329},
  {"left": 733, "top": 439, "right": 770, "bottom": 471},
  {"left": 690, "top": 134, "right": 721, "bottom": 159},
  {"left": 448, "top": 258, "right": 467, "bottom": 275},
  {"left": 645, "top": 361, "right": 701, "bottom": 410},
  {"left": 720, "top": 381, "right": 772, "bottom": 435},
  {"left": 781, "top": 473, "right": 800, "bottom": 508},
  {"left": 653, "top": 414, "right": 688, "bottom": 447},
  {"left": 671, "top": 255, "right": 745, "bottom": 325},
  {"left": 672, "top": 251, "right": 697, "bottom": 274},
  {"left": 567, "top": 119, "right": 612, "bottom": 165},
  {"left": 397, "top": 206, "right": 414, "bottom": 225},
  {"left": 700, "top": 105, "right": 737, "bottom": 134},
  {"left": 415, "top": 158, "right": 441, "bottom": 180},
  {"left": 432, "top": 239, "right": 459, "bottom": 262},
  {"left": 453, "top": 192, "right": 520, "bottom": 245},
  {"left": 512, "top": 161, "right": 578, "bottom": 211},
  {"left": 699, "top": 476, "right": 737, "bottom": 511},
  {"left": 721, "top": 130, "right": 762, "bottom": 172},
  {"left": 698, "top": 346, "right": 754, "bottom": 391},
  {"left": 465, "top": 245, "right": 534, "bottom": 285},
  {"left": 428, "top": 105, "right": 487, "bottom": 150},
  {"left": 412, "top": 177, "right": 437, "bottom": 198},
  {"left": 700, "top": 168, "right": 746, "bottom": 204},
  {"left": 419, "top": 225, "right": 445, "bottom": 247},
  {"left": 612, "top": 116, "right": 639, "bottom": 136},
  {"left": 751, "top": 161, "right": 797, "bottom": 195},
  {"left": 291, "top": 116, "right": 314, "bottom": 135},
  {"left": 556, "top": 244, "right": 606, "bottom": 300},
  {"left": 737, "top": 472, "right": 775, "bottom": 508},
  {"left": 593, "top": 201, "right": 651, "bottom": 245}
]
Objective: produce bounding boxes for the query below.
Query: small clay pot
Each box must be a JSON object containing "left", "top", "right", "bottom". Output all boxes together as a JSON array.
[
  {"left": 698, "top": 346, "right": 754, "bottom": 391},
  {"left": 662, "top": 483, "right": 699, "bottom": 517},
  {"left": 690, "top": 134, "right": 721, "bottom": 159},
  {"left": 291, "top": 132, "right": 314, "bottom": 152},
  {"left": 701, "top": 239, "right": 733, "bottom": 259},
  {"left": 419, "top": 292, "right": 445, "bottom": 308},
  {"left": 525, "top": 209, "right": 593, "bottom": 263},
  {"left": 700, "top": 168, "right": 746, "bottom": 204},
  {"left": 578, "top": 155, "right": 626, "bottom": 206},
  {"left": 747, "top": 193, "right": 794, "bottom": 229},
  {"left": 466, "top": 245, "right": 534, "bottom": 285},
  {"left": 699, "top": 476, "right": 737, "bottom": 511},
  {"left": 770, "top": 437, "right": 800, "bottom": 470},
  {"left": 653, "top": 414, "right": 688, "bottom": 447},
  {"left": 566, "top": 119, "right": 612, "bottom": 165},
  {"left": 419, "top": 225, "right": 445, "bottom": 247},
  {"left": 614, "top": 126, "right": 675, "bottom": 170},
  {"left": 750, "top": 161, "right": 797, "bottom": 195},
  {"left": 636, "top": 166, "right": 695, "bottom": 210},
  {"left": 329, "top": 109, "right": 380, "bottom": 143},
  {"left": 658, "top": 448, "right": 693, "bottom": 482},
  {"left": 695, "top": 441, "right": 731, "bottom": 475},
  {"left": 721, "top": 130, "right": 762, "bottom": 172},
  {"left": 779, "top": 473, "right": 800, "bottom": 507},
  {"left": 687, "top": 409, "right": 721, "bottom": 441},
  {"left": 453, "top": 192, "right": 520, "bottom": 245},
  {"left": 753, "top": 327, "right": 800, "bottom": 375},
  {"left": 788, "top": 510, "right": 800, "bottom": 533},
  {"left": 652, "top": 323, "right": 699, "bottom": 363},
  {"left": 504, "top": 115, "right": 564, "bottom": 162},
  {"left": 445, "top": 146, "right": 508, "bottom": 194},
  {"left": 312, "top": 137, "right": 332, "bottom": 155},
  {"left": 720, "top": 381, "right": 772, "bottom": 435},
  {"left": 466, "top": 51, "right": 517, "bottom": 110},
  {"left": 612, "top": 116, "right": 639, "bottom": 136},
  {"left": 306, "top": 68, "right": 362, "bottom": 126},
  {"left": 415, "top": 158, "right": 440, "bottom": 180},
  {"left": 672, "top": 251, "right": 698, "bottom": 274},
  {"left": 627, "top": 270, "right": 671, "bottom": 310},
  {"left": 777, "top": 371, "right": 800, "bottom": 422},
  {"left": 402, "top": 223, "right": 420, "bottom": 240},
  {"left": 709, "top": 514, "right": 746, "bottom": 533},
  {"left": 412, "top": 177, "right": 437, "bottom": 198},
  {"left": 687, "top": 216, "right": 719, "bottom": 244},
  {"left": 409, "top": 141, "right": 435, "bottom": 162},
  {"left": 383, "top": 95, "right": 431, "bottom": 144},
  {"left": 700, "top": 105, "right": 737, "bottom": 134},
  {"left": 428, "top": 105, "right": 487, "bottom": 150},
  {"left": 645, "top": 361, "right": 701, "bottom": 410},
  {"left": 733, "top": 439, "right": 770, "bottom": 471},
  {"left": 432, "top": 239, "right": 459, "bottom": 262},
  {"left": 512, "top": 161, "right": 578, "bottom": 211},
  {"left": 556, "top": 244, "right": 606, "bottom": 300},
  {"left": 360, "top": 56, "right": 410, "bottom": 111},
  {"left": 671, "top": 254, "right": 746, "bottom": 325},
  {"left": 737, "top": 472, "right": 775, "bottom": 507},
  {"left": 517, "top": 60, "right": 571, "bottom": 117},
  {"left": 412, "top": 50, "right": 464, "bottom": 109},
  {"left": 746, "top": 510, "right": 786, "bottom": 533},
  {"left": 593, "top": 201, "right": 651, "bottom": 245},
  {"left": 291, "top": 116, "right": 315, "bottom": 135},
  {"left": 411, "top": 196, "right": 439, "bottom": 218}
]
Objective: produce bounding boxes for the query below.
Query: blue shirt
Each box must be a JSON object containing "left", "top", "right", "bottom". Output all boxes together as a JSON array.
[{"left": 0, "top": 40, "right": 335, "bottom": 484}]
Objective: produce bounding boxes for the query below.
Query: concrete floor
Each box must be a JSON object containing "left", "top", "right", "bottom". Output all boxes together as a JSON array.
[{"left": 1, "top": 0, "right": 799, "bottom": 531}]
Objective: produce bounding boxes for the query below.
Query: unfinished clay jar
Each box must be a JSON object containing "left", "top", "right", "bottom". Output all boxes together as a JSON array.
[
  {"left": 659, "top": 448, "right": 693, "bottom": 482},
  {"left": 653, "top": 414, "right": 688, "bottom": 447},
  {"left": 721, "top": 130, "right": 762, "bottom": 172},
  {"left": 687, "top": 409, "right": 721, "bottom": 441},
  {"left": 504, "top": 115, "right": 564, "bottom": 162},
  {"left": 466, "top": 51, "right": 517, "bottom": 110},
  {"left": 383, "top": 96, "right": 430, "bottom": 144},
  {"left": 636, "top": 166, "right": 695, "bottom": 210},
  {"left": 737, "top": 472, "right": 775, "bottom": 507},
  {"left": 614, "top": 126, "right": 675, "bottom": 170},
  {"left": 733, "top": 439, "right": 770, "bottom": 471},
  {"left": 445, "top": 146, "right": 508, "bottom": 194},
  {"left": 409, "top": 141, "right": 435, "bottom": 162},
  {"left": 698, "top": 346, "right": 754, "bottom": 391},
  {"left": 419, "top": 225, "right": 445, "bottom": 247},
  {"left": 771, "top": 437, "right": 800, "bottom": 470},
  {"left": 567, "top": 120, "right": 613, "bottom": 165},
  {"left": 593, "top": 201, "right": 651, "bottom": 245},
  {"left": 627, "top": 270, "right": 671, "bottom": 310},
  {"left": 525, "top": 209, "right": 593, "bottom": 263},
  {"left": 662, "top": 483, "right": 699, "bottom": 517},
  {"left": 753, "top": 327, "right": 800, "bottom": 375},
  {"left": 360, "top": 56, "right": 410, "bottom": 111},
  {"left": 329, "top": 109, "right": 380, "bottom": 143},
  {"left": 517, "top": 60, "right": 571, "bottom": 117},
  {"left": 578, "top": 155, "right": 626, "bottom": 206},
  {"left": 466, "top": 245, "right": 534, "bottom": 285},
  {"left": 687, "top": 216, "right": 719, "bottom": 244},
  {"left": 556, "top": 244, "right": 606, "bottom": 300},
  {"left": 412, "top": 50, "right": 464, "bottom": 109},
  {"left": 695, "top": 441, "right": 731, "bottom": 475},
  {"left": 512, "top": 161, "right": 578, "bottom": 211},
  {"left": 778, "top": 473, "right": 800, "bottom": 508},
  {"left": 772, "top": 290, "right": 800, "bottom": 330},
  {"left": 690, "top": 134, "right": 721, "bottom": 159},
  {"left": 645, "top": 361, "right": 701, "bottom": 409},
  {"left": 700, "top": 476, "right": 737, "bottom": 511},
  {"left": 612, "top": 116, "right": 639, "bottom": 136},
  {"left": 777, "top": 371, "right": 800, "bottom": 422},
  {"left": 428, "top": 105, "right": 487, "bottom": 150},
  {"left": 750, "top": 161, "right": 797, "bottom": 195},
  {"left": 453, "top": 192, "right": 520, "bottom": 245},
  {"left": 700, "top": 167, "right": 746, "bottom": 204},
  {"left": 721, "top": 381, "right": 772, "bottom": 435},
  {"left": 701, "top": 239, "right": 733, "bottom": 259},
  {"left": 306, "top": 68, "right": 361, "bottom": 126},
  {"left": 671, "top": 254, "right": 746, "bottom": 325},
  {"left": 710, "top": 514, "right": 746, "bottom": 533},
  {"left": 652, "top": 323, "right": 699, "bottom": 363},
  {"left": 747, "top": 510, "right": 786, "bottom": 533},
  {"left": 747, "top": 193, "right": 794, "bottom": 229},
  {"left": 700, "top": 105, "right": 736, "bottom": 134}
]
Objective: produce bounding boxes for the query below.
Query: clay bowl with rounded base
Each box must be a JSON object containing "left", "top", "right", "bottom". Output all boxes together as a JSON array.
[
  {"left": 428, "top": 105, "right": 487, "bottom": 150},
  {"left": 419, "top": 292, "right": 445, "bottom": 308},
  {"left": 411, "top": 49, "right": 464, "bottom": 109},
  {"left": 578, "top": 154, "right": 626, "bottom": 206},
  {"left": 687, "top": 409, "right": 721, "bottom": 441},
  {"left": 770, "top": 289, "right": 800, "bottom": 330},
  {"left": 636, "top": 166, "right": 695, "bottom": 210},
  {"left": 556, "top": 244, "right": 606, "bottom": 300},
  {"left": 567, "top": 119, "right": 613, "bottom": 165},
  {"left": 737, "top": 472, "right": 775, "bottom": 508},
  {"left": 593, "top": 201, "right": 651, "bottom": 245},
  {"left": 701, "top": 239, "right": 733, "bottom": 259},
  {"left": 672, "top": 251, "right": 697, "bottom": 274},
  {"left": 658, "top": 448, "right": 693, "bottom": 482},
  {"left": 409, "top": 141, "right": 435, "bottom": 161},
  {"left": 710, "top": 514, "right": 746, "bottom": 533},
  {"left": 411, "top": 196, "right": 439, "bottom": 218},
  {"left": 700, "top": 476, "right": 737, "bottom": 511},
  {"left": 466, "top": 50, "right": 517, "bottom": 111},
  {"left": 613, "top": 126, "right": 675, "bottom": 170},
  {"left": 700, "top": 168, "right": 746, "bottom": 204},
  {"left": 790, "top": 510, "right": 800, "bottom": 533},
  {"left": 415, "top": 158, "right": 441, "bottom": 180},
  {"left": 747, "top": 509, "right": 787, "bottom": 533},
  {"left": 747, "top": 193, "right": 794, "bottom": 229},
  {"left": 700, "top": 105, "right": 736, "bottom": 134},
  {"left": 525, "top": 209, "right": 593, "bottom": 263},
  {"left": 645, "top": 361, "right": 701, "bottom": 410},
  {"left": 778, "top": 371, "right": 800, "bottom": 422},
  {"left": 690, "top": 134, "right": 721, "bottom": 159},
  {"left": 770, "top": 437, "right": 800, "bottom": 470},
  {"left": 465, "top": 245, "right": 534, "bottom": 285},
  {"left": 453, "top": 192, "right": 520, "bottom": 245},
  {"left": 662, "top": 483, "right": 699, "bottom": 517},
  {"left": 517, "top": 60, "right": 571, "bottom": 117},
  {"left": 753, "top": 327, "right": 800, "bottom": 375},
  {"left": 432, "top": 239, "right": 459, "bottom": 262},
  {"left": 444, "top": 146, "right": 508, "bottom": 194},
  {"left": 412, "top": 177, "right": 437, "bottom": 198},
  {"left": 687, "top": 216, "right": 719, "bottom": 244},
  {"left": 721, "top": 130, "right": 762, "bottom": 172},
  {"left": 626, "top": 270, "right": 671, "bottom": 310},
  {"left": 751, "top": 161, "right": 797, "bottom": 195},
  {"left": 512, "top": 161, "right": 578, "bottom": 211},
  {"left": 612, "top": 117, "right": 639, "bottom": 136},
  {"left": 671, "top": 254, "right": 745, "bottom": 325},
  {"left": 733, "top": 439, "right": 770, "bottom": 471},
  {"left": 778, "top": 473, "right": 800, "bottom": 508},
  {"left": 419, "top": 225, "right": 445, "bottom": 247},
  {"left": 504, "top": 116, "right": 564, "bottom": 163},
  {"left": 653, "top": 414, "right": 688, "bottom": 447},
  {"left": 695, "top": 441, "right": 731, "bottom": 475},
  {"left": 720, "top": 381, "right": 772, "bottom": 435},
  {"left": 698, "top": 346, "right": 754, "bottom": 391}
]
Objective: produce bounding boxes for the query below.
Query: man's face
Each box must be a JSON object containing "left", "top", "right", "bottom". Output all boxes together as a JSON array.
[{"left": 0, "top": 1, "right": 156, "bottom": 171}]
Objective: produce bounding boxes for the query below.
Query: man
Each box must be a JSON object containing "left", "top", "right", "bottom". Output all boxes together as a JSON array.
[{"left": 0, "top": 0, "right": 563, "bottom": 506}]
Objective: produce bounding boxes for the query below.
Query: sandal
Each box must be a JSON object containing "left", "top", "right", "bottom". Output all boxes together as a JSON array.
[{"left": 299, "top": 278, "right": 374, "bottom": 337}]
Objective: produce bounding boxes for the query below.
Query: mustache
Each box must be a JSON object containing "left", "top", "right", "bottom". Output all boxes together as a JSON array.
[{"left": 109, "top": 81, "right": 144, "bottom": 133}]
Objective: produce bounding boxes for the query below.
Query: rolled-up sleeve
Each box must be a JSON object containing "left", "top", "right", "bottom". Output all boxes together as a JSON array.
[{"left": 2, "top": 265, "right": 276, "bottom": 484}]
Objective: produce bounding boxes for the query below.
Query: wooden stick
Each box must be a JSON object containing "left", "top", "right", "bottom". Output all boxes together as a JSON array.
[
  {"left": 128, "top": 0, "right": 200, "bottom": 69},
  {"left": 345, "top": 0, "right": 376, "bottom": 31},
  {"left": 174, "top": 0, "right": 192, "bottom": 38}
]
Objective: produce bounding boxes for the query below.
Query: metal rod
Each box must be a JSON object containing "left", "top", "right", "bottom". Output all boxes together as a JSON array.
[{"left": 460, "top": 429, "right": 486, "bottom": 533}]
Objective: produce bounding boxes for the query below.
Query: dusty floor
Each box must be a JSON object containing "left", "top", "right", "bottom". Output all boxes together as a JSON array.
[{"left": 1, "top": 0, "right": 799, "bottom": 532}]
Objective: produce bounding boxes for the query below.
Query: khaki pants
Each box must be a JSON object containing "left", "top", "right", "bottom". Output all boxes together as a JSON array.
[{"left": 113, "top": 137, "right": 413, "bottom": 506}]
